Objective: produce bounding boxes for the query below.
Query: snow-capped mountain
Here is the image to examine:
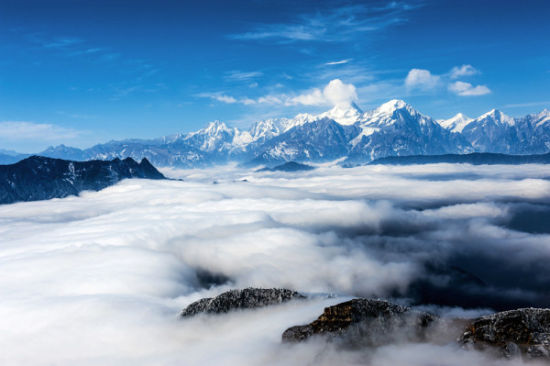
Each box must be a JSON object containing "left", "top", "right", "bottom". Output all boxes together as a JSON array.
[
  {"left": 438, "top": 113, "right": 473, "bottom": 133},
  {"left": 515, "top": 109, "right": 550, "bottom": 153},
  {"left": 16, "top": 100, "right": 550, "bottom": 168},
  {"left": 437, "top": 109, "right": 549, "bottom": 154},
  {"left": 318, "top": 102, "right": 364, "bottom": 125},
  {"left": 253, "top": 118, "right": 360, "bottom": 164},
  {"left": 456, "top": 109, "right": 518, "bottom": 153},
  {"left": 346, "top": 100, "right": 471, "bottom": 162}
]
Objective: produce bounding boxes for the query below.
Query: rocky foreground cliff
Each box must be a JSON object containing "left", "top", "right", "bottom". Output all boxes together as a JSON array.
[{"left": 181, "top": 288, "right": 550, "bottom": 361}]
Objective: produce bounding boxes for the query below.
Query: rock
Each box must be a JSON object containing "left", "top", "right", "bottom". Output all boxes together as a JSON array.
[
  {"left": 460, "top": 308, "right": 550, "bottom": 359},
  {"left": 180, "top": 288, "right": 305, "bottom": 317},
  {"left": 282, "top": 299, "right": 435, "bottom": 347}
]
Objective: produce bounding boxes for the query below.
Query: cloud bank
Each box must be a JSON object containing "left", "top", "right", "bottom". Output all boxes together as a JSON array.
[{"left": 1, "top": 163, "right": 550, "bottom": 365}]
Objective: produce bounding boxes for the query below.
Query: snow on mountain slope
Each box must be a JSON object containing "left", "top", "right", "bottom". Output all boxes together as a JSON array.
[
  {"left": 459, "top": 109, "right": 519, "bottom": 153},
  {"left": 318, "top": 102, "right": 364, "bottom": 125},
  {"left": 20, "top": 100, "right": 550, "bottom": 167},
  {"left": 253, "top": 118, "right": 359, "bottom": 163},
  {"left": 438, "top": 113, "right": 473, "bottom": 133},
  {"left": 347, "top": 100, "right": 470, "bottom": 162}
]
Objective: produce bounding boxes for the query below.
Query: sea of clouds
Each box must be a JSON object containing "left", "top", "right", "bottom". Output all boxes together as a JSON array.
[{"left": 1, "top": 163, "right": 549, "bottom": 365}]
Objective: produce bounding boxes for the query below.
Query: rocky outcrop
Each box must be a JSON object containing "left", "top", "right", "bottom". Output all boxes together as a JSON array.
[
  {"left": 460, "top": 308, "right": 550, "bottom": 359},
  {"left": 282, "top": 299, "right": 435, "bottom": 347},
  {"left": 180, "top": 288, "right": 305, "bottom": 317}
]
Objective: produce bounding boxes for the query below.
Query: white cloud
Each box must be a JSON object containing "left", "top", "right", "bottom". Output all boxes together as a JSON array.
[
  {"left": 0, "top": 121, "right": 82, "bottom": 141},
  {"left": 201, "top": 79, "right": 358, "bottom": 108},
  {"left": 324, "top": 59, "right": 351, "bottom": 66},
  {"left": 405, "top": 68, "right": 440, "bottom": 90},
  {"left": 288, "top": 79, "right": 358, "bottom": 107},
  {"left": 288, "top": 88, "right": 326, "bottom": 106},
  {"left": 214, "top": 95, "right": 238, "bottom": 104},
  {"left": 448, "top": 81, "right": 491, "bottom": 96},
  {"left": 225, "top": 71, "right": 263, "bottom": 81},
  {"left": 450, "top": 64, "right": 479, "bottom": 79},
  {"left": 322, "top": 79, "right": 358, "bottom": 106},
  {"left": 1, "top": 163, "right": 550, "bottom": 364},
  {"left": 228, "top": 3, "right": 419, "bottom": 43},
  {"left": 404, "top": 66, "right": 490, "bottom": 97}
]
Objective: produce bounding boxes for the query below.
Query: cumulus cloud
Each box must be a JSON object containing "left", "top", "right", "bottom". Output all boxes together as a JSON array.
[
  {"left": 405, "top": 68, "right": 441, "bottom": 90},
  {"left": 1, "top": 163, "right": 550, "bottom": 364},
  {"left": 289, "top": 79, "right": 357, "bottom": 107},
  {"left": 405, "top": 66, "right": 491, "bottom": 97},
  {"left": 450, "top": 64, "right": 479, "bottom": 79},
  {"left": 448, "top": 81, "right": 491, "bottom": 96},
  {"left": 322, "top": 79, "right": 358, "bottom": 106}
]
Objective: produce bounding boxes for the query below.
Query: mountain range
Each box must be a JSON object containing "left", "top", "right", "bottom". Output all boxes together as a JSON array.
[
  {"left": 3, "top": 100, "right": 550, "bottom": 167},
  {"left": 0, "top": 156, "right": 165, "bottom": 204}
]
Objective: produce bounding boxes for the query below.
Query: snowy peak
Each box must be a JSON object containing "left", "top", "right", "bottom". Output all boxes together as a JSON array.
[
  {"left": 439, "top": 113, "right": 473, "bottom": 133},
  {"left": 533, "top": 109, "right": 550, "bottom": 128},
  {"left": 478, "top": 109, "right": 515, "bottom": 126},
  {"left": 319, "top": 102, "right": 364, "bottom": 125},
  {"left": 201, "top": 120, "right": 233, "bottom": 135},
  {"left": 359, "top": 99, "right": 433, "bottom": 129},
  {"left": 183, "top": 120, "right": 237, "bottom": 153},
  {"left": 376, "top": 99, "right": 411, "bottom": 114}
]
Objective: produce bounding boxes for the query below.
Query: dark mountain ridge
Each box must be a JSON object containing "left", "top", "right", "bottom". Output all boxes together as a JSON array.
[
  {"left": 368, "top": 152, "right": 550, "bottom": 166},
  {"left": 0, "top": 156, "right": 166, "bottom": 204}
]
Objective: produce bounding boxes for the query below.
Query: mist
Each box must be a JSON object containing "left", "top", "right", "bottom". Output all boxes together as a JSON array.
[{"left": 1, "top": 163, "right": 550, "bottom": 365}]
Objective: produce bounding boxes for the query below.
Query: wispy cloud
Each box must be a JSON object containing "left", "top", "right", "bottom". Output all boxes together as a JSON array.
[
  {"left": 41, "top": 37, "right": 84, "bottom": 49},
  {"left": 0, "top": 121, "right": 83, "bottom": 141},
  {"left": 199, "top": 79, "right": 357, "bottom": 108},
  {"left": 68, "top": 47, "right": 103, "bottom": 57},
  {"left": 228, "top": 2, "right": 420, "bottom": 43},
  {"left": 21, "top": 30, "right": 161, "bottom": 98},
  {"left": 198, "top": 92, "right": 257, "bottom": 105},
  {"left": 225, "top": 70, "right": 264, "bottom": 81},
  {"left": 503, "top": 101, "right": 550, "bottom": 109},
  {"left": 324, "top": 59, "right": 352, "bottom": 66},
  {"left": 449, "top": 64, "right": 479, "bottom": 79}
]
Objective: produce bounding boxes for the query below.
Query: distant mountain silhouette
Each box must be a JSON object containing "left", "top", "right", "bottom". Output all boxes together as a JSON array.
[
  {"left": 257, "top": 161, "right": 315, "bottom": 172},
  {"left": 0, "top": 156, "right": 165, "bottom": 204},
  {"left": 369, "top": 152, "right": 550, "bottom": 165}
]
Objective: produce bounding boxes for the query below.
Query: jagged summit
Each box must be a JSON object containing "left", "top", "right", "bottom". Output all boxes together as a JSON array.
[
  {"left": 439, "top": 113, "right": 473, "bottom": 132},
  {"left": 377, "top": 99, "right": 409, "bottom": 112},
  {"left": 478, "top": 109, "right": 515, "bottom": 125},
  {"left": 197, "top": 120, "right": 233, "bottom": 135},
  {"left": 319, "top": 102, "right": 364, "bottom": 125}
]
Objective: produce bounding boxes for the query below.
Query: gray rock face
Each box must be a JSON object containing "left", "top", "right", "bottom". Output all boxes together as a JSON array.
[
  {"left": 180, "top": 288, "right": 305, "bottom": 317},
  {"left": 460, "top": 308, "right": 550, "bottom": 359},
  {"left": 282, "top": 299, "right": 435, "bottom": 347}
]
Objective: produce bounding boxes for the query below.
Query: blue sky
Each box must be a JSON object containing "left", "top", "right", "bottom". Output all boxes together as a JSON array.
[{"left": 1, "top": 0, "right": 549, "bottom": 152}]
